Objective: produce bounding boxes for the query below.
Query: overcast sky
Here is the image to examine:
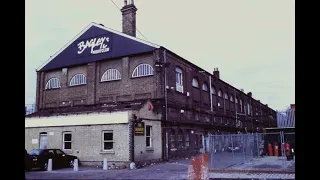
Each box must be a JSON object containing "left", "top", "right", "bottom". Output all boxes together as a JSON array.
[{"left": 25, "top": 0, "right": 295, "bottom": 110}]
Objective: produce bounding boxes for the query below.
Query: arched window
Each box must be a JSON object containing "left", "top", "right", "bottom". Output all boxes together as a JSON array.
[
  {"left": 101, "top": 69, "right": 121, "bottom": 82},
  {"left": 218, "top": 90, "right": 222, "bottom": 97},
  {"left": 212, "top": 86, "right": 216, "bottom": 94},
  {"left": 45, "top": 78, "right": 60, "bottom": 89},
  {"left": 202, "top": 83, "right": 208, "bottom": 91},
  {"left": 230, "top": 95, "right": 234, "bottom": 102},
  {"left": 69, "top": 74, "right": 87, "bottom": 86},
  {"left": 192, "top": 78, "right": 199, "bottom": 88},
  {"left": 235, "top": 97, "right": 239, "bottom": 103},
  {"left": 132, "top": 64, "right": 154, "bottom": 78},
  {"left": 224, "top": 93, "right": 228, "bottom": 100},
  {"left": 175, "top": 67, "right": 183, "bottom": 93},
  {"left": 247, "top": 103, "right": 251, "bottom": 115}
]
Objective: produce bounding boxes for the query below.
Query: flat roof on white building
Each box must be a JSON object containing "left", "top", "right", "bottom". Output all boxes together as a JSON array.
[{"left": 25, "top": 111, "right": 129, "bottom": 128}]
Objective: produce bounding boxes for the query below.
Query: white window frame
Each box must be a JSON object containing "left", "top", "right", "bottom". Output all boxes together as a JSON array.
[
  {"left": 62, "top": 132, "right": 72, "bottom": 150},
  {"left": 45, "top": 78, "right": 61, "bottom": 89},
  {"left": 132, "top": 64, "right": 154, "bottom": 78},
  {"left": 235, "top": 97, "right": 238, "bottom": 103},
  {"left": 101, "top": 69, "right": 121, "bottom": 82},
  {"left": 185, "top": 133, "right": 190, "bottom": 147},
  {"left": 102, "top": 130, "right": 114, "bottom": 151},
  {"left": 146, "top": 125, "right": 152, "bottom": 148},
  {"left": 240, "top": 100, "right": 243, "bottom": 112},
  {"left": 192, "top": 78, "right": 199, "bottom": 88},
  {"left": 175, "top": 67, "right": 184, "bottom": 93},
  {"left": 170, "top": 132, "right": 176, "bottom": 148},
  {"left": 69, "top": 74, "right": 87, "bottom": 86},
  {"left": 202, "top": 83, "right": 208, "bottom": 91},
  {"left": 218, "top": 90, "right": 222, "bottom": 97},
  {"left": 212, "top": 86, "right": 216, "bottom": 94},
  {"left": 224, "top": 93, "right": 228, "bottom": 100},
  {"left": 177, "top": 130, "right": 183, "bottom": 148},
  {"left": 230, "top": 96, "right": 234, "bottom": 102}
]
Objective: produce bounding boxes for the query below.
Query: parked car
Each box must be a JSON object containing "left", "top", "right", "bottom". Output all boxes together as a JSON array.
[
  {"left": 25, "top": 149, "right": 32, "bottom": 171},
  {"left": 27, "top": 149, "right": 78, "bottom": 170}
]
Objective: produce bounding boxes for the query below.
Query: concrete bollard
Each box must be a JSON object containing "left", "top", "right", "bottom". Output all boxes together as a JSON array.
[
  {"left": 129, "top": 162, "right": 136, "bottom": 170},
  {"left": 47, "top": 159, "right": 53, "bottom": 171},
  {"left": 73, "top": 159, "right": 79, "bottom": 171},
  {"left": 103, "top": 158, "right": 108, "bottom": 170}
]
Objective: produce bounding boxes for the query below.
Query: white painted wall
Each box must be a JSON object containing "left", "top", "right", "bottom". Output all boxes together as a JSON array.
[{"left": 25, "top": 111, "right": 129, "bottom": 128}]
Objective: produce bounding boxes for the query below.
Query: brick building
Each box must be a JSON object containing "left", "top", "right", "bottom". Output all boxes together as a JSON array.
[{"left": 25, "top": 0, "right": 277, "bottom": 164}]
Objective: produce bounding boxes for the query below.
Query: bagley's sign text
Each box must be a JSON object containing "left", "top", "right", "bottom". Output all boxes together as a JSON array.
[{"left": 77, "top": 36, "right": 110, "bottom": 55}]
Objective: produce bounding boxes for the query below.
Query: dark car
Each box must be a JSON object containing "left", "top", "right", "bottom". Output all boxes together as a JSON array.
[
  {"left": 25, "top": 149, "right": 32, "bottom": 171},
  {"left": 27, "top": 149, "right": 78, "bottom": 170}
]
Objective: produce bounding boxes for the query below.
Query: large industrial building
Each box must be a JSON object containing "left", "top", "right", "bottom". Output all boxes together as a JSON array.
[{"left": 25, "top": 0, "right": 277, "bottom": 166}]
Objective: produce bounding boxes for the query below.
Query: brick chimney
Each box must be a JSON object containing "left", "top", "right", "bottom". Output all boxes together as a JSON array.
[
  {"left": 121, "top": 0, "right": 137, "bottom": 37},
  {"left": 247, "top": 92, "right": 252, "bottom": 97},
  {"left": 213, "top": 68, "right": 220, "bottom": 79},
  {"left": 290, "top": 104, "right": 295, "bottom": 110}
]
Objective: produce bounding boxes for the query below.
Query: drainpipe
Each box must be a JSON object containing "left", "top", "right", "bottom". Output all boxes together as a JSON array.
[
  {"left": 164, "top": 49, "right": 169, "bottom": 160},
  {"left": 129, "top": 117, "right": 135, "bottom": 162}
]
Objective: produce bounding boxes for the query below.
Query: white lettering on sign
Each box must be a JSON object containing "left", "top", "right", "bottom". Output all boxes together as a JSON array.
[{"left": 77, "top": 37, "right": 110, "bottom": 55}]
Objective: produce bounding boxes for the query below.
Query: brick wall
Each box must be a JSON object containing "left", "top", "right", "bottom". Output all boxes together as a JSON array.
[{"left": 36, "top": 52, "right": 161, "bottom": 110}]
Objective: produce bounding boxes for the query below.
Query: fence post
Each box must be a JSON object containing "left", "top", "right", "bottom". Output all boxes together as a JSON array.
[
  {"left": 209, "top": 135, "right": 214, "bottom": 169},
  {"left": 242, "top": 134, "right": 246, "bottom": 163},
  {"left": 256, "top": 133, "right": 259, "bottom": 157},
  {"left": 231, "top": 134, "right": 234, "bottom": 162}
]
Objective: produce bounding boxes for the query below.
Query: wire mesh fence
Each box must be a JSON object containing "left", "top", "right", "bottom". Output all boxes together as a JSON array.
[
  {"left": 25, "top": 104, "right": 36, "bottom": 115},
  {"left": 207, "top": 132, "right": 295, "bottom": 172}
]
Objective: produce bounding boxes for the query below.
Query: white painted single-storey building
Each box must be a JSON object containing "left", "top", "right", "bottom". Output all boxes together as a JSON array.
[{"left": 25, "top": 101, "right": 162, "bottom": 167}]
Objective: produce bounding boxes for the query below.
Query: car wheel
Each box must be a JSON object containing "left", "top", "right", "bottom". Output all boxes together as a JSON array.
[
  {"left": 42, "top": 162, "right": 48, "bottom": 171},
  {"left": 69, "top": 160, "right": 74, "bottom": 168}
]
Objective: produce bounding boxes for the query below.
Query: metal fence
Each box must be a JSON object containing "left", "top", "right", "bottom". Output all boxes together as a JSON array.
[
  {"left": 25, "top": 104, "right": 36, "bottom": 115},
  {"left": 207, "top": 132, "right": 295, "bottom": 172},
  {"left": 277, "top": 109, "right": 295, "bottom": 128}
]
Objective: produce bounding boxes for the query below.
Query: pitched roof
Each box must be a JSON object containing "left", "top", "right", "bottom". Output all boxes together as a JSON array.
[{"left": 37, "top": 22, "right": 160, "bottom": 71}]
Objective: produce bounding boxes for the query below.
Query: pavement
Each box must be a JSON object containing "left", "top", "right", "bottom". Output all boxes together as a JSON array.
[
  {"left": 26, "top": 156, "right": 295, "bottom": 180},
  {"left": 26, "top": 162, "right": 189, "bottom": 180}
]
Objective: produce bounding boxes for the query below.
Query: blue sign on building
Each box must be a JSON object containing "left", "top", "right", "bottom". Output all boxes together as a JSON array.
[{"left": 38, "top": 23, "right": 159, "bottom": 72}]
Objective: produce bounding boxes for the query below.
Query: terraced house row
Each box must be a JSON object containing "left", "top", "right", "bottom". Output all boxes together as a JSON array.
[{"left": 25, "top": 0, "right": 277, "bottom": 166}]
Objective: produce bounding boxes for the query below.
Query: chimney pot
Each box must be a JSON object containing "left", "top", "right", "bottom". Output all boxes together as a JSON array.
[
  {"left": 247, "top": 92, "right": 252, "bottom": 97},
  {"left": 213, "top": 68, "right": 220, "bottom": 79}
]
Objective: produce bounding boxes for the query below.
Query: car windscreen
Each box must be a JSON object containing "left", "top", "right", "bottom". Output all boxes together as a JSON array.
[{"left": 29, "top": 149, "right": 43, "bottom": 155}]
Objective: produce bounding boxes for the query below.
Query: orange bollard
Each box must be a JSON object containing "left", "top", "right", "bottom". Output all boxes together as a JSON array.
[
  {"left": 268, "top": 142, "right": 273, "bottom": 156},
  {"left": 188, "top": 153, "right": 209, "bottom": 180},
  {"left": 285, "top": 142, "right": 291, "bottom": 157},
  {"left": 274, "top": 142, "right": 279, "bottom": 156}
]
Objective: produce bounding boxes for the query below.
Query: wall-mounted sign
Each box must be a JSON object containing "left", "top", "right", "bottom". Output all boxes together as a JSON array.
[
  {"left": 32, "top": 139, "right": 38, "bottom": 144},
  {"left": 134, "top": 122, "right": 145, "bottom": 136},
  {"left": 77, "top": 35, "right": 111, "bottom": 55}
]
